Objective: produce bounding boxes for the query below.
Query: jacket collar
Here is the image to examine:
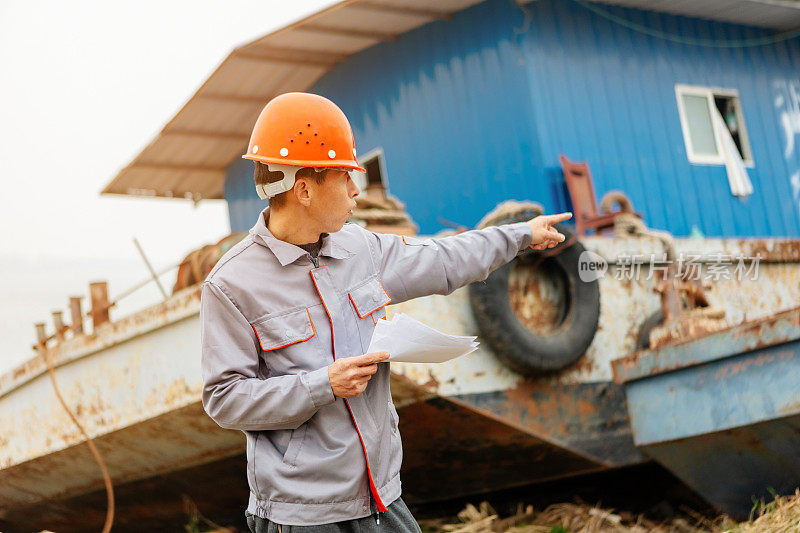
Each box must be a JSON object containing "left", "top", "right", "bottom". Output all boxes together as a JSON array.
[{"left": 250, "top": 206, "right": 354, "bottom": 266}]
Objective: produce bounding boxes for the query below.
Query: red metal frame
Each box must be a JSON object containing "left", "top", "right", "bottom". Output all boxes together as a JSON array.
[{"left": 559, "top": 154, "right": 636, "bottom": 236}]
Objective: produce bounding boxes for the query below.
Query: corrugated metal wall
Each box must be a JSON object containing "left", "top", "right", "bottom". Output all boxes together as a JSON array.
[
  {"left": 225, "top": 155, "right": 262, "bottom": 232},
  {"left": 226, "top": 0, "right": 800, "bottom": 237},
  {"left": 307, "top": 0, "right": 544, "bottom": 235},
  {"left": 517, "top": 0, "right": 800, "bottom": 237}
]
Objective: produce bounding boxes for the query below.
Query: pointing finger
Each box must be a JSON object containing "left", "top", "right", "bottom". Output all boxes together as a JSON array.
[{"left": 544, "top": 212, "right": 573, "bottom": 226}]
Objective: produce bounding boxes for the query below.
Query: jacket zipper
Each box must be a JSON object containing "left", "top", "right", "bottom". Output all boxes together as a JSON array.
[{"left": 309, "top": 266, "right": 388, "bottom": 516}]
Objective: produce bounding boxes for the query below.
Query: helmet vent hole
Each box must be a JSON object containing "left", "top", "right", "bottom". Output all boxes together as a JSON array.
[
  {"left": 306, "top": 141, "right": 309, "bottom": 144},
  {"left": 314, "top": 133, "right": 318, "bottom": 136}
]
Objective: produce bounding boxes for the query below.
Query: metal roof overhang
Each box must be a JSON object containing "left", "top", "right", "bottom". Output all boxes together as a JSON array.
[
  {"left": 101, "top": 0, "right": 800, "bottom": 201},
  {"left": 101, "top": 0, "right": 484, "bottom": 201}
]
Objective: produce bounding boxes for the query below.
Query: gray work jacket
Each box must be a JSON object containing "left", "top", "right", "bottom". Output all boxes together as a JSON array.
[{"left": 200, "top": 206, "right": 533, "bottom": 526}]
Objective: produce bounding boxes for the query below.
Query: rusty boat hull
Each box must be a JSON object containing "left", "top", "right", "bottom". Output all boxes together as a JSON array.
[
  {"left": 1, "top": 236, "right": 799, "bottom": 531},
  {"left": 613, "top": 305, "right": 800, "bottom": 519}
]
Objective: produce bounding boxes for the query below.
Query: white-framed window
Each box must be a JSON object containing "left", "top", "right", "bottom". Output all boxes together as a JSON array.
[
  {"left": 352, "top": 147, "right": 389, "bottom": 196},
  {"left": 675, "top": 84, "right": 754, "bottom": 167}
]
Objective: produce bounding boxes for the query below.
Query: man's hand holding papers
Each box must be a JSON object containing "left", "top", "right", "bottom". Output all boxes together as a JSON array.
[{"left": 367, "top": 313, "right": 479, "bottom": 363}]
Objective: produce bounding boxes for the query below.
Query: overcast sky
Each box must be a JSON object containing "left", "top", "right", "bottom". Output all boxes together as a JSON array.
[{"left": 0, "top": 0, "right": 337, "bottom": 375}]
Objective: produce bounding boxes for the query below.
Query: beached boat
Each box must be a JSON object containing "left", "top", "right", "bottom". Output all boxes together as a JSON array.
[
  {"left": 4, "top": 0, "right": 800, "bottom": 529},
  {"left": 1, "top": 226, "right": 797, "bottom": 531}
]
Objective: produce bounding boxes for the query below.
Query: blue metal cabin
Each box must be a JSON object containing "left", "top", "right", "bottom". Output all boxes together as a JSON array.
[{"left": 224, "top": 0, "right": 800, "bottom": 238}]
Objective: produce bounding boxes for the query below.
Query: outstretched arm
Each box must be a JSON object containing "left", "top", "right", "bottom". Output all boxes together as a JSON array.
[{"left": 364, "top": 212, "right": 572, "bottom": 305}]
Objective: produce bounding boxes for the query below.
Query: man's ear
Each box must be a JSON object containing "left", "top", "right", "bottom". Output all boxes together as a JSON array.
[{"left": 294, "top": 178, "right": 313, "bottom": 207}]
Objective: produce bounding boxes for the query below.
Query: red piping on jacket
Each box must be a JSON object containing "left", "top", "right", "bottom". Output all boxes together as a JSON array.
[
  {"left": 344, "top": 400, "right": 387, "bottom": 512},
  {"left": 376, "top": 278, "right": 391, "bottom": 303},
  {"left": 347, "top": 278, "right": 392, "bottom": 319},
  {"left": 251, "top": 308, "right": 316, "bottom": 351},
  {"left": 348, "top": 293, "right": 389, "bottom": 319},
  {"left": 309, "top": 267, "right": 388, "bottom": 513}
]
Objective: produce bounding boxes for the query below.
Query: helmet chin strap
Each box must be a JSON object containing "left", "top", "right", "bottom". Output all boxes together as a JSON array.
[
  {"left": 255, "top": 163, "right": 300, "bottom": 199},
  {"left": 255, "top": 164, "right": 353, "bottom": 200}
]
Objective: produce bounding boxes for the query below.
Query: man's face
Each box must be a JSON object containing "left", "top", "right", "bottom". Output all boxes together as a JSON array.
[{"left": 306, "top": 169, "right": 360, "bottom": 233}]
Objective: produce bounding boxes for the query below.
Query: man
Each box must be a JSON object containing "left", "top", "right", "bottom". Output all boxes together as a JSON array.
[{"left": 200, "top": 92, "right": 571, "bottom": 532}]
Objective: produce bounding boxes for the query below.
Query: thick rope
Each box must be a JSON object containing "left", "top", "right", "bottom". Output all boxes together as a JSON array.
[
  {"left": 43, "top": 347, "right": 114, "bottom": 532},
  {"left": 613, "top": 212, "right": 675, "bottom": 263}
]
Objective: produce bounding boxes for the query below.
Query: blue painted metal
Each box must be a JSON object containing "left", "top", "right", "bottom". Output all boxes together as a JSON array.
[
  {"left": 224, "top": 0, "right": 800, "bottom": 237},
  {"left": 614, "top": 306, "right": 800, "bottom": 517},
  {"left": 643, "top": 417, "right": 800, "bottom": 519},
  {"left": 621, "top": 332, "right": 800, "bottom": 445},
  {"left": 612, "top": 307, "right": 800, "bottom": 384},
  {"left": 225, "top": 155, "right": 260, "bottom": 233}
]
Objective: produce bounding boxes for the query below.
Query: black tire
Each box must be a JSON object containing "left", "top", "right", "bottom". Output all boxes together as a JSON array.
[{"left": 468, "top": 214, "right": 601, "bottom": 375}]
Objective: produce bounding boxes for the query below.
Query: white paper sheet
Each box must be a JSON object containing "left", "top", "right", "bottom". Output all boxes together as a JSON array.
[{"left": 367, "top": 313, "right": 479, "bottom": 363}]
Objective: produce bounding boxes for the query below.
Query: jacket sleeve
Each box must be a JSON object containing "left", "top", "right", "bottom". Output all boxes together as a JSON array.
[
  {"left": 365, "top": 222, "right": 534, "bottom": 305},
  {"left": 200, "top": 280, "right": 335, "bottom": 431}
]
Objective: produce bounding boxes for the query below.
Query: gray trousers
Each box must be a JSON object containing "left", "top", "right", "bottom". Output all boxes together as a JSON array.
[{"left": 245, "top": 497, "right": 422, "bottom": 533}]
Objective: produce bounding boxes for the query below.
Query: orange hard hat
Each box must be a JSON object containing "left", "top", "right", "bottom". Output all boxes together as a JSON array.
[{"left": 242, "top": 92, "right": 365, "bottom": 173}]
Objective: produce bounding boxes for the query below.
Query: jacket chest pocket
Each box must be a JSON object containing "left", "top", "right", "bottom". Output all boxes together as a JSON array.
[
  {"left": 251, "top": 307, "right": 316, "bottom": 353},
  {"left": 348, "top": 276, "right": 391, "bottom": 352}
]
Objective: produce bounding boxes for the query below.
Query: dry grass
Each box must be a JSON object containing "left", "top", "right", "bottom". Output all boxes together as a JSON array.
[
  {"left": 725, "top": 489, "right": 800, "bottom": 533},
  {"left": 421, "top": 489, "right": 800, "bottom": 533}
]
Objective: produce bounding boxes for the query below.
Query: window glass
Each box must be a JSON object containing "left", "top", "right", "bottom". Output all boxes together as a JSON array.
[
  {"left": 676, "top": 85, "right": 753, "bottom": 166},
  {"left": 682, "top": 94, "right": 718, "bottom": 157},
  {"left": 365, "top": 157, "right": 383, "bottom": 187},
  {"left": 714, "top": 96, "right": 749, "bottom": 161},
  {"left": 352, "top": 150, "right": 387, "bottom": 197}
]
